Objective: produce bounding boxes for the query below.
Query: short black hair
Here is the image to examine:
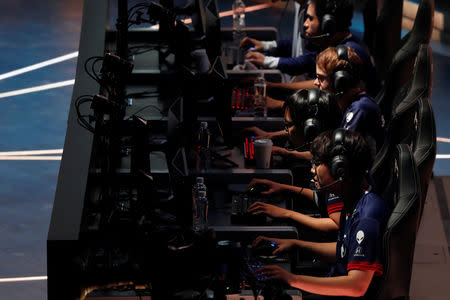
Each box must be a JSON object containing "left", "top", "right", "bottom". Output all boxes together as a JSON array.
[
  {"left": 312, "top": 0, "right": 353, "bottom": 32},
  {"left": 285, "top": 89, "right": 342, "bottom": 138},
  {"left": 310, "top": 129, "right": 373, "bottom": 179}
]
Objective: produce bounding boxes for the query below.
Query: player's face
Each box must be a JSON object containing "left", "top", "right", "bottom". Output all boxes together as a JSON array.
[
  {"left": 311, "top": 160, "right": 336, "bottom": 191},
  {"left": 284, "top": 107, "right": 305, "bottom": 146},
  {"left": 303, "top": 2, "right": 320, "bottom": 37},
  {"left": 314, "top": 66, "right": 332, "bottom": 92}
]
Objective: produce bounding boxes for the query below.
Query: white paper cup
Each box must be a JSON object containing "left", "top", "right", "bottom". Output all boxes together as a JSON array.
[{"left": 254, "top": 139, "right": 273, "bottom": 168}]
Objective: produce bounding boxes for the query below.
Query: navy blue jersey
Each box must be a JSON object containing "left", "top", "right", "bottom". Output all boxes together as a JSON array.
[
  {"left": 329, "top": 192, "right": 390, "bottom": 277},
  {"left": 276, "top": 41, "right": 318, "bottom": 76},
  {"left": 343, "top": 38, "right": 380, "bottom": 97},
  {"left": 341, "top": 93, "right": 385, "bottom": 152}
]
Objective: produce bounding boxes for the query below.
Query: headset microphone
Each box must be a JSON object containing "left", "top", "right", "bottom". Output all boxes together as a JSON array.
[
  {"left": 315, "top": 177, "right": 343, "bottom": 192},
  {"left": 300, "top": 32, "right": 331, "bottom": 40}
]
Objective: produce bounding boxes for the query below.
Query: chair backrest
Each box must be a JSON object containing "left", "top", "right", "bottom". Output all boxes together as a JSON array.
[
  {"left": 373, "top": 0, "right": 403, "bottom": 79},
  {"left": 376, "top": 0, "right": 434, "bottom": 121},
  {"left": 374, "top": 144, "right": 421, "bottom": 300},
  {"left": 391, "top": 44, "right": 433, "bottom": 123},
  {"left": 371, "top": 44, "right": 433, "bottom": 189},
  {"left": 389, "top": 45, "right": 435, "bottom": 224},
  {"left": 411, "top": 97, "right": 436, "bottom": 221}
]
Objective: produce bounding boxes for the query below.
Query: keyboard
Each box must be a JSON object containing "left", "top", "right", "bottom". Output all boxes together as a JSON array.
[
  {"left": 231, "top": 87, "right": 253, "bottom": 115},
  {"left": 242, "top": 258, "right": 267, "bottom": 291}
]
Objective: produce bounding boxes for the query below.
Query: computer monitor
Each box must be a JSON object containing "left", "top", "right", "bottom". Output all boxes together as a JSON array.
[{"left": 191, "top": 0, "right": 222, "bottom": 63}]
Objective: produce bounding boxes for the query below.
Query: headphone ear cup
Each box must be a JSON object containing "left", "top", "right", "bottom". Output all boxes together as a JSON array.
[
  {"left": 330, "top": 154, "right": 349, "bottom": 180},
  {"left": 321, "top": 14, "right": 336, "bottom": 36},
  {"left": 303, "top": 118, "right": 321, "bottom": 141},
  {"left": 332, "top": 69, "right": 351, "bottom": 95}
]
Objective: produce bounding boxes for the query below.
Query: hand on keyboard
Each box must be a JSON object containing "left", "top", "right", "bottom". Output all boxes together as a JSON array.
[{"left": 257, "top": 265, "right": 295, "bottom": 285}]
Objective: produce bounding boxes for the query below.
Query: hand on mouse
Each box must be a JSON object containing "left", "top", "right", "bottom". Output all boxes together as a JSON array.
[
  {"left": 248, "top": 178, "right": 284, "bottom": 195},
  {"left": 253, "top": 236, "right": 296, "bottom": 255},
  {"left": 248, "top": 202, "right": 291, "bottom": 219},
  {"left": 240, "top": 37, "right": 263, "bottom": 51}
]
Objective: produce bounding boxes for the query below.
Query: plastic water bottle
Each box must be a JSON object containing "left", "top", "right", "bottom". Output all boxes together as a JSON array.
[
  {"left": 232, "top": 0, "right": 246, "bottom": 65},
  {"left": 193, "top": 189, "right": 208, "bottom": 233},
  {"left": 192, "top": 176, "right": 207, "bottom": 200},
  {"left": 232, "top": 0, "right": 246, "bottom": 33},
  {"left": 197, "top": 121, "right": 211, "bottom": 170},
  {"left": 254, "top": 73, "right": 267, "bottom": 118},
  {"left": 192, "top": 177, "right": 207, "bottom": 232}
]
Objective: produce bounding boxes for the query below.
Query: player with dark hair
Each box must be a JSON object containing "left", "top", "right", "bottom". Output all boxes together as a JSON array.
[
  {"left": 247, "top": 89, "right": 343, "bottom": 231},
  {"left": 254, "top": 129, "right": 390, "bottom": 299},
  {"left": 242, "top": 0, "right": 379, "bottom": 97}
]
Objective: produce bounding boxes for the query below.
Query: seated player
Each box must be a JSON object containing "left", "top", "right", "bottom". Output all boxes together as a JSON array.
[
  {"left": 314, "top": 45, "right": 385, "bottom": 154},
  {"left": 247, "top": 88, "right": 343, "bottom": 231},
  {"left": 254, "top": 129, "right": 390, "bottom": 299},
  {"left": 256, "top": 45, "right": 385, "bottom": 154},
  {"left": 242, "top": 0, "right": 379, "bottom": 97}
]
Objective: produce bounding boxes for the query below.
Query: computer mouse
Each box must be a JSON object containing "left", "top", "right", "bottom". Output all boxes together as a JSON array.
[
  {"left": 252, "top": 240, "right": 278, "bottom": 256},
  {"left": 248, "top": 183, "right": 269, "bottom": 194}
]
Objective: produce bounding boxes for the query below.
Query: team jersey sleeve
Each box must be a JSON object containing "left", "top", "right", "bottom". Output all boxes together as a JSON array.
[
  {"left": 341, "top": 107, "right": 365, "bottom": 133},
  {"left": 327, "top": 193, "right": 344, "bottom": 215},
  {"left": 346, "top": 217, "right": 384, "bottom": 276},
  {"left": 277, "top": 51, "right": 317, "bottom": 76}
]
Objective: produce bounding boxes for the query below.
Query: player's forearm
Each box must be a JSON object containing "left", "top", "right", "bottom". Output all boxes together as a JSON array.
[
  {"left": 267, "top": 130, "right": 288, "bottom": 140},
  {"left": 293, "top": 240, "right": 336, "bottom": 261},
  {"left": 268, "top": 79, "right": 316, "bottom": 91},
  {"left": 287, "top": 211, "right": 339, "bottom": 232},
  {"left": 289, "top": 150, "right": 312, "bottom": 161},
  {"left": 288, "top": 270, "right": 374, "bottom": 297}
]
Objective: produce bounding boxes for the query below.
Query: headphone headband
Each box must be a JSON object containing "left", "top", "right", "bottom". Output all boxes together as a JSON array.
[
  {"left": 332, "top": 45, "right": 355, "bottom": 95},
  {"left": 329, "top": 128, "right": 349, "bottom": 180},
  {"left": 303, "top": 88, "right": 322, "bottom": 141}
]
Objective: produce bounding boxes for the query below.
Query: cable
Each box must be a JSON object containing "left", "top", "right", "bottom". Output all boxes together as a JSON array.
[
  {"left": 126, "top": 104, "right": 164, "bottom": 120},
  {"left": 84, "top": 56, "right": 104, "bottom": 84},
  {"left": 284, "top": 141, "right": 312, "bottom": 151},
  {"left": 125, "top": 90, "right": 159, "bottom": 98},
  {"left": 128, "top": 3, "right": 149, "bottom": 14},
  {"left": 128, "top": 45, "right": 158, "bottom": 56},
  {"left": 74, "top": 95, "right": 95, "bottom": 133}
]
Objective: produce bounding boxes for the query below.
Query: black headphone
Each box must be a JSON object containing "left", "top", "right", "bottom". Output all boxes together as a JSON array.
[
  {"left": 329, "top": 128, "right": 349, "bottom": 180},
  {"left": 320, "top": 0, "right": 338, "bottom": 36},
  {"left": 300, "top": 0, "right": 337, "bottom": 40},
  {"left": 331, "top": 45, "right": 355, "bottom": 96},
  {"left": 303, "top": 88, "right": 322, "bottom": 141}
]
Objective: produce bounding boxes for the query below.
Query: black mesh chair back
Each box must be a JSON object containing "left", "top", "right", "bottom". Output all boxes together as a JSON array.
[
  {"left": 373, "top": 0, "right": 403, "bottom": 80},
  {"left": 372, "top": 144, "right": 421, "bottom": 300},
  {"left": 376, "top": 0, "right": 434, "bottom": 122},
  {"left": 390, "top": 44, "right": 433, "bottom": 125},
  {"left": 411, "top": 97, "right": 436, "bottom": 221},
  {"left": 371, "top": 44, "right": 433, "bottom": 189}
]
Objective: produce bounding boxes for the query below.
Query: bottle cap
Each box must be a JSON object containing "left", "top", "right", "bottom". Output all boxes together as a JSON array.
[{"left": 196, "top": 177, "right": 204, "bottom": 183}]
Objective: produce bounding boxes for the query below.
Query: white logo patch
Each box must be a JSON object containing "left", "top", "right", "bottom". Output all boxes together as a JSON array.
[
  {"left": 341, "top": 244, "right": 346, "bottom": 258},
  {"left": 354, "top": 246, "right": 365, "bottom": 257},
  {"left": 356, "top": 230, "right": 365, "bottom": 244},
  {"left": 345, "top": 112, "right": 354, "bottom": 123}
]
